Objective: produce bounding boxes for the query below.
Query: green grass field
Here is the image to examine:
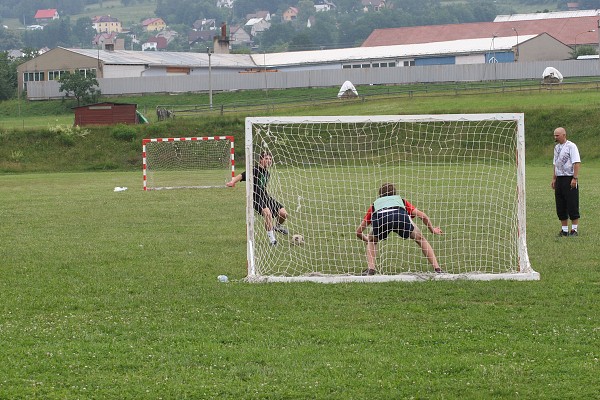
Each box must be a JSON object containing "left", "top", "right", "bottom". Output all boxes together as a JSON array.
[{"left": 1, "top": 164, "right": 599, "bottom": 398}]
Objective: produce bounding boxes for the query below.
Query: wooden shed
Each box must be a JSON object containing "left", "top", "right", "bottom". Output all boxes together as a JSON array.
[{"left": 73, "top": 102, "right": 138, "bottom": 126}]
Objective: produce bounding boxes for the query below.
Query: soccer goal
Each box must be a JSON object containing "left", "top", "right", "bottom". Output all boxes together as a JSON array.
[
  {"left": 244, "top": 115, "right": 538, "bottom": 283},
  {"left": 143, "top": 136, "right": 234, "bottom": 190}
]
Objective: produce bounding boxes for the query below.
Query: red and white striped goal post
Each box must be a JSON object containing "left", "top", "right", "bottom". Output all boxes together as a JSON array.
[{"left": 142, "top": 136, "right": 235, "bottom": 191}]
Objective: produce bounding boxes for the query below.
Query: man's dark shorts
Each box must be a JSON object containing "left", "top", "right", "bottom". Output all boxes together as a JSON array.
[
  {"left": 254, "top": 195, "right": 283, "bottom": 217},
  {"left": 554, "top": 176, "right": 580, "bottom": 221},
  {"left": 372, "top": 207, "right": 414, "bottom": 241}
]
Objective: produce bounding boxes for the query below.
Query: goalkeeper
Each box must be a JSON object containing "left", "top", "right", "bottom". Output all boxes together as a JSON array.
[
  {"left": 356, "top": 183, "right": 443, "bottom": 275},
  {"left": 227, "top": 151, "right": 288, "bottom": 246}
]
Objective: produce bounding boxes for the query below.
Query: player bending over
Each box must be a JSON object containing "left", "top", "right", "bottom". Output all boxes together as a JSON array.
[
  {"left": 356, "top": 183, "right": 443, "bottom": 275},
  {"left": 227, "top": 151, "right": 288, "bottom": 246}
]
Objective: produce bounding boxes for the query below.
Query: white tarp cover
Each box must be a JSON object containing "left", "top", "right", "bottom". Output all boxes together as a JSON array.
[
  {"left": 338, "top": 81, "right": 358, "bottom": 98},
  {"left": 542, "top": 67, "right": 563, "bottom": 82}
]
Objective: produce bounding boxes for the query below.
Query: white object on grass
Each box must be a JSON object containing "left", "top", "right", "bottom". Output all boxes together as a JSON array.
[{"left": 114, "top": 187, "right": 128, "bottom": 192}]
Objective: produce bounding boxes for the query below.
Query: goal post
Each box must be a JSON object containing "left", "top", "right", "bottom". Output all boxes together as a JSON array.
[
  {"left": 244, "top": 114, "right": 538, "bottom": 283},
  {"left": 142, "top": 136, "right": 234, "bottom": 191}
]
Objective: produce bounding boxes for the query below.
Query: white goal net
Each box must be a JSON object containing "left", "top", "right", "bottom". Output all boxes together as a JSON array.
[
  {"left": 245, "top": 115, "right": 538, "bottom": 283},
  {"left": 143, "top": 136, "right": 234, "bottom": 190}
]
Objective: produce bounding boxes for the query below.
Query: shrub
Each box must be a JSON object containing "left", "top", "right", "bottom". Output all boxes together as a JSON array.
[
  {"left": 47, "top": 124, "right": 90, "bottom": 147},
  {"left": 112, "top": 124, "right": 138, "bottom": 142}
]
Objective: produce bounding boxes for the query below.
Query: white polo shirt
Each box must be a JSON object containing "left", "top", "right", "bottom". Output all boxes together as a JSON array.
[{"left": 554, "top": 140, "right": 581, "bottom": 176}]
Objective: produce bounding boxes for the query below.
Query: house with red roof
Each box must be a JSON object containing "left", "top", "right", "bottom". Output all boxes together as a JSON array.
[
  {"left": 142, "top": 36, "right": 168, "bottom": 51},
  {"left": 282, "top": 7, "right": 299, "bottom": 22},
  {"left": 362, "top": 14, "right": 599, "bottom": 48},
  {"left": 34, "top": 9, "right": 59, "bottom": 25},
  {"left": 142, "top": 18, "right": 166, "bottom": 32}
]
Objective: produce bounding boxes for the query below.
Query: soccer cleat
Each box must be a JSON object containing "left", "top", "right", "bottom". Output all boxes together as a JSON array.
[
  {"left": 362, "top": 268, "right": 376, "bottom": 276},
  {"left": 557, "top": 230, "right": 569, "bottom": 237},
  {"left": 569, "top": 230, "right": 578, "bottom": 237},
  {"left": 273, "top": 224, "right": 289, "bottom": 235},
  {"left": 434, "top": 267, "right": 444, "bottom": 273},
  {"left": 270, "top": 240, "right": 278, "bottom": 246}
]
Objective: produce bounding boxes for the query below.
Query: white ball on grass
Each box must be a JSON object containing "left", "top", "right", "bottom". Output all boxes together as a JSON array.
[{"left": 291, "top": 234, "right": 305, "bottom": 245}]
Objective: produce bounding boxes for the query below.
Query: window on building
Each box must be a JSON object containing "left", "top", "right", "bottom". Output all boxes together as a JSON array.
[
  {"left": 48, "top": 70, "right": 68, "bottom": 80},
  {"left": 24, "top": 71, "right": 45, "bottom": 82}
]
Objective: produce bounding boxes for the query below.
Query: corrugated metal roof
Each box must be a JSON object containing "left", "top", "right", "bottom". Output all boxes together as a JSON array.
[
  {"left": 251, "top": 36, "right": 534, "bottom": 67},
  {"left": 362, "top": 16, "right": 598, "bottom": 47},
  {"left": 63, "top": 47, "right": 255, "bottom": 68},
  {"left": 495, "top": 10, "right": 599, "bottom": 21}
]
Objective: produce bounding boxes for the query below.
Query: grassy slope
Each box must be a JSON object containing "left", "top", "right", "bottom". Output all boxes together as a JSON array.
[{"left": 1, "top": 84, "right": 600, "bottom": 173}]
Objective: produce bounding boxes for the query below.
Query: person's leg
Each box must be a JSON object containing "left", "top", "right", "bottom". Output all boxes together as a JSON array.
[
  {"left": 555, "top": 180, "right": 569, "bottom": 234},
  {"left": 277, "top": 207, "right": 288, "bottom": 225},
  {"left": 410, "top": 226, "right": 441, "bottom": 271},
  {"left": 366, "top": 237, "right": 377, "bottom": 272},
  {"left": 270, "top": 199, "right": 288, "bottom": 234},
  {"left": 567, "top": 185, "right": 580, "bottom": 234},
  {"left": 262, "top": 207, "right": 274, "bottom": 231},
  {"left": 262, "top": 208, "right": 277, "bottom": 244}
]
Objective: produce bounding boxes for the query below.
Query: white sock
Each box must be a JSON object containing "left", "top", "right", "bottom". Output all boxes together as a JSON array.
[
  {"left": 562, "top": 226, "right": 568, "bottom": 233},
  {"left": 267, "top": 230, "right": 276, "bottom": 243},
  {"left": 571, "top": 224, "right": 578, "bottom": 232}
]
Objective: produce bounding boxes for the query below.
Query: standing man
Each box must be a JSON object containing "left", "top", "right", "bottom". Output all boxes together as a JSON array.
[
  {"left": 551, "top": 127, "right": 581, "bottom": 237},
  {"left": 227, "top": 151, "right": 288, "bottom": 246}
]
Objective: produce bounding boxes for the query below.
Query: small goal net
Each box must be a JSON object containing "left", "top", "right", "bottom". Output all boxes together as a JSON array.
[
  {"left": 143, "top": 136, "right": 234, "bottom": 190},
  {"left": 244, "top": 115, "right": 538, "bottom": 283}
]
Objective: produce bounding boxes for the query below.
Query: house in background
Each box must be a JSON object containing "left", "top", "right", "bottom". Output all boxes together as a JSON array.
[
  {"left": 245, "top": 18, "right": 271, "bottom": 37},
  {"left": 92, "top": 32, "right": 125, "bottom": 51},
  {"left": 246, "top": 11, "right": 271, "bottom": 21},
  {"left": 282, "top": 7, "right": 299, "bottom": 22},
  {"left": 193, "top": 18, "right": 216, "bottom": 31},
  {"left": 188, "top": 30, "right": 213, "bottom": 46},
  {"left": 142, "top": 17, "right": 166, "bottom": 32},
  {"left": 230, "top": 25, "right": 252, "bottom": 46},
  {"left": 361, "top": 0, "right": 387, "bottom": 12},
  {"left": 92, "top": 16, "right": 122, "bottom": 33},
  {"left": 314, "top": 0, "right": 336, "bottom": 12},
  {"left": 143, "top": 36, "right": 168, "bottom": 51},
  {"left": 34, "top": 9, "right": 59, "bottom": 25},
  {"left": 217, "top": 0, "right": 234, "bottom": 8}
]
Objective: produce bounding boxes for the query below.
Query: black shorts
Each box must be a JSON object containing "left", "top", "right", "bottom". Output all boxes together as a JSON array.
[
  {"left": 554, "top": 176, "right": 580, "bottom": 221},
  {"left": 253, "top": 195, "right": 283, "bottom": 217},
  {"left": 372, "top": 207, "right": 414, "bottom": 241}
]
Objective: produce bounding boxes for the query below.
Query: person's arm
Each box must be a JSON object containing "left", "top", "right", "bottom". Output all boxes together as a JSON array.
[
  {"left": 411, "top": 208, "right": 443, "bottom": 235},
  {"left": 356, "top": 206, "right": 372, "bottom": 242},
  {"left": 226, "top": 172, "right": 245, "bottom": 187},
  {"left": 356, "top": 218, "right": 370, "bottom": 242},
  {"left": 571, "top": 162, "right": 580, "bottom": 188}
]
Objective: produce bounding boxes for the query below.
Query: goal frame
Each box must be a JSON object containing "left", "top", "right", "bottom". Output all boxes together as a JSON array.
[
  {"left": 142, "top": 136, "right": 235, "bottom": 191},
  {"left": 244, "top": 114, "right": 539, "bottom": 283}
]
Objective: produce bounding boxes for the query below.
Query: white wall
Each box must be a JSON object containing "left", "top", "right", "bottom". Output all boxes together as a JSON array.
[
  {"left": 455, "top": 54, "right": 486, "bottom": 64},
  {"left": 103, "top": 65, "right": 147, "bottom": 78}
]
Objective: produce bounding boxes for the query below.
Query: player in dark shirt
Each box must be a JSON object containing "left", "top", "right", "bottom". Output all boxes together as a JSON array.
[{"left": 227, "top": 152, "right": 288, "bottom": 245}]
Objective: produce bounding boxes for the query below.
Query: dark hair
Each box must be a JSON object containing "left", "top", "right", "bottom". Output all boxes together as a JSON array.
[
  {"left": 259, "top": 151, "right": 272, "bottom": 160},
  {"left": 378, "top": 183, "right": 396, "bottom": 197}
]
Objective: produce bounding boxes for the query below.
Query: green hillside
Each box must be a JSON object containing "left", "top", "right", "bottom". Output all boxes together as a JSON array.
[{"left": 1, "top": 84, "right": 599, "bottom": 173}]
